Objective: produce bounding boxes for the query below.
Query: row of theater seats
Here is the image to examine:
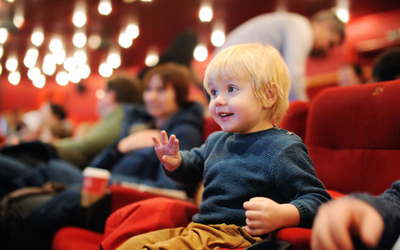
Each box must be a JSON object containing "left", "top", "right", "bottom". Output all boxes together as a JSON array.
[{"left": 52, "top": 79, "right": 400, "bottom": 250}]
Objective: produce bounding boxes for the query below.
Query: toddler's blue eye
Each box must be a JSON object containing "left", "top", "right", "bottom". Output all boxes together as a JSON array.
[
  {"left": 211, "top": 90, "right": 218, "bottom": 96},
  {"left": 228, "top": 86, "right": 236, "bottom": 92}
]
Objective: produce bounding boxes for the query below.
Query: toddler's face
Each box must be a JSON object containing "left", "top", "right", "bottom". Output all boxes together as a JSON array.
[{"left": 208, "top": 78, "right": 271, "bottom": 134}]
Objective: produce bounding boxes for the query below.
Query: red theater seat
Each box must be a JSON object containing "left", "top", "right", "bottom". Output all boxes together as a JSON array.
[
  {"left": 307, "top": 80, "right": 400, "bottom": 195},
  {"left": 280, "top": 101, "right": 310, "bottom": 141},
  {"left": 270, "top": 79, "right": 400, "bottom": 249}
]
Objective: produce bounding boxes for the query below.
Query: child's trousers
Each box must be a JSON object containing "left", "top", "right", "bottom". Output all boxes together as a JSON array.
[{"left": 116, "top": 222, "right": 262, "bottom": 250}]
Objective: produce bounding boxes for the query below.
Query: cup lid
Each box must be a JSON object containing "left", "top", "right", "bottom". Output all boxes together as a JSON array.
[{"left": 83, "top": 167, "right": 111, "bottom": 179}]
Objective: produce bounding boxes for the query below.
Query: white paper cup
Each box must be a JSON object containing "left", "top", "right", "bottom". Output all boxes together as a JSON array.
[{"left": 81, "top": 167, "right": 111, "bottom": 207}]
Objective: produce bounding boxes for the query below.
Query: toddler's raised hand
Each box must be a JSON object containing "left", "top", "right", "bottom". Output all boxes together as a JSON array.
[{"left": 152, "top": 130, "right": 181, "bottom": 172}]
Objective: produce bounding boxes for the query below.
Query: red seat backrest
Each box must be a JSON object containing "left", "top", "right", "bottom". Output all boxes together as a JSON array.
[
  {"left": 280, "top": 101, "right": 310, "bottom": 141},
  {"left": 305, "top": 79, "right": 400, "bottom": 195},
  {"left": 202, "top": 116, "right": 222, "bottom": 142}
]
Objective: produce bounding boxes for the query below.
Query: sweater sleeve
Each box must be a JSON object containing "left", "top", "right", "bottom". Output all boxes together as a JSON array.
[
  {"left": 272, "top": 141, "right": 331, "bottom": 228},
  {"left": 351, "top": 180, "right": 400, "bottom": 250},
  {"left": 163, "top": 144, "right": 206, "bottom": 185}
]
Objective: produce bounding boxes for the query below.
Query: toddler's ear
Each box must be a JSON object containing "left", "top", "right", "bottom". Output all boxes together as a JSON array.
[{"left": 261, "top": 86, "right": 277, "bottom": 109}]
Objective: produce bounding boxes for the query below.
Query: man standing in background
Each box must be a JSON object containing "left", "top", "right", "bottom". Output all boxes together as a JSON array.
[{"left": 215, "top": 9, "right": 345, "bottom": 101}]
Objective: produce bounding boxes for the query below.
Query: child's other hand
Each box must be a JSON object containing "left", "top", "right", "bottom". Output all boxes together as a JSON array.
[
  {"left": 152, "top": 130, "right": 181, "bottom": 172},
  {"left": 243, "top": 197, "right": 300, "bottom": 236}
]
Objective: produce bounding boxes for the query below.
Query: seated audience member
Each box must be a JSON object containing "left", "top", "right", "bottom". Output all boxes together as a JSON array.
[
  {"left": 311, "top": 180, "right": 400, "bottom": 250},
  {"left": 39, "top": 102, "right": 73, "bottom": 142},
  {"left": 9, "top": 108, "right": 27, "bottom": 136},
  {"left": 0, "top": 63, "right": 204, "bottom": 250},
  {"left": 91, "top": 62, "right": 204, "bottom": 191},
  {"left": 372, "top": 48, "right": 400, "bottom": 82},
  {"left": 14, "top": 102, "right": 73, "bottom": 144},
  {"left": 338, "top": 63, "right": 366, "bottom": 87},
  {"left": 138, "top": 30, "right": 209, "bottom": 107},
  {"left": 54, "top": 75, "right": 142, "bottom": 168},
  {"left": 116, "top": 44, "right": 331, "bottom": 250}
]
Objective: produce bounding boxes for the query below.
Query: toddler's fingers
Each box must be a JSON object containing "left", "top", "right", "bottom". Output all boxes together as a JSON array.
[
  {"left": 160, "top": 130, "right": 169, "bottom": 145},
  {"left": 171, "top": 138, "right": 180, "bottom": 154},
  {"left": 161, "top": 155, "right": 180, "bottom": 168},
  {"left": 245, "top": 210, "right": 261, "bottom": 220},
  {"left": 244, "top": 226, "right": 265, "bottom": 236},
  {"left": 152, "top": 136, "right": 161, "bottom": 147},
  {"left": 167, "top": 134, "right": 176, "bottom": 148}
]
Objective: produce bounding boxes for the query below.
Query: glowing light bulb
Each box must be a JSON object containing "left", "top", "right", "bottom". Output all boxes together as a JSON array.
[
  {"left": 211, "top": 30, "right": 225, "bottom": 47},
  {"left": 99, "top": 63, "right": 113, "bottom": 77},
  {"left": 8, "top": 71, "right": 20, "bottom": 85},
  {"left": 73, "top": 32, "right": 87, "bottom": 48},
  {"left": 118, "top": 33, "right": 132, "bottom": 48},
  {"left": 199, "top": 6, "right": 212, "bottom": 22},
  {"left": 6, "top": 57, "right": 18, "bottom": 72},
  {"left": 56, "top": 71, "right": 69, "bottom": 86},
  {"left": 107, "top": 53, "right": 121, "bottom": 68},
  {"left": 194, "top": 45, "right": 208, "bottom": 62},
  {"left": 31, "top": 28, "right": 44, "bottom": 46},
  {"left": 32, "top": 74, "right": 46, "bottom": 88},
  {"left": 126, "top": 24, "right": 139, "bottom": 39},
  {"left": 99, "top": 0, "right": 112, "bottom": 15},
  {"left": 0, "top": 28, "right": 8, "bottom": 43}
]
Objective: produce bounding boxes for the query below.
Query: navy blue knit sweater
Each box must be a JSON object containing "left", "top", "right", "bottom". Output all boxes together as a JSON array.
[{"left": 165, "top": 126, "right": 331, "bottom": 228}]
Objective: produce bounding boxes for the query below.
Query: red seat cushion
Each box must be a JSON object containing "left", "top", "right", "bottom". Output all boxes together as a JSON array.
[
  {"left": 101, "top": 197, "right": 199, "bottom": 250},
  {"left": 270, "top": 227, "right": 312, "bottom": 250},
  {"left": 52, "top": 227, "right": 103, "bottom": 250},
  {"left": 109, "top": 184, "right": 159, "bottom": 213}
]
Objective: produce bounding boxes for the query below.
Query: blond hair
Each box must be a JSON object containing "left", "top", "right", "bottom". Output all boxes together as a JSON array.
[{"left": 203, "top": 43, "right": 290, "bottom": 124}]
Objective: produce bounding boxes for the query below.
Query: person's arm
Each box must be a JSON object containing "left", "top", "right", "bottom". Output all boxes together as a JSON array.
[
  {"left": 273, "top": 141, "right": 332, "bottom": 228},
  {"left": 353, "top": 181, "right": 400, "bottom": 250},
  {"left": 55, "top": 106, "right": 124, "bottom": 166},
  {"left": 311, "top": 197, "right": 384, "bottom": 250},
  {"left": 311, "top": 180, "right": 400, "bottom": 250},
  {"left": 117, "top": 129, "right": 161, "bottom": 154},
  {"left": 242, "top": 140, "right": 325, "bottom": 236}
]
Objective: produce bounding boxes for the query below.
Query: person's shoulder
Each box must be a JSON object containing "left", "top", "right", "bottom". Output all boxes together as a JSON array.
[
  {"left": 267, "top": 12, "right": 309, "bottom": 28},
  {"left": 122, "top": 103, "right": 145, "bottom": 113},
  {"left": 205, "top": 130, "right": 229, "bottom": 143},
  {"left": 257, "top": 126, "right": 304, "bottom": 147},
  {"left": 165, "top": 102, "right": 204, "bottom": 129},
  {"left": 180, "top": 102, "right": 204, "bottom": 116},
  {"left": 121, "top": 103, "right": 148, "bottom": 117}
]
